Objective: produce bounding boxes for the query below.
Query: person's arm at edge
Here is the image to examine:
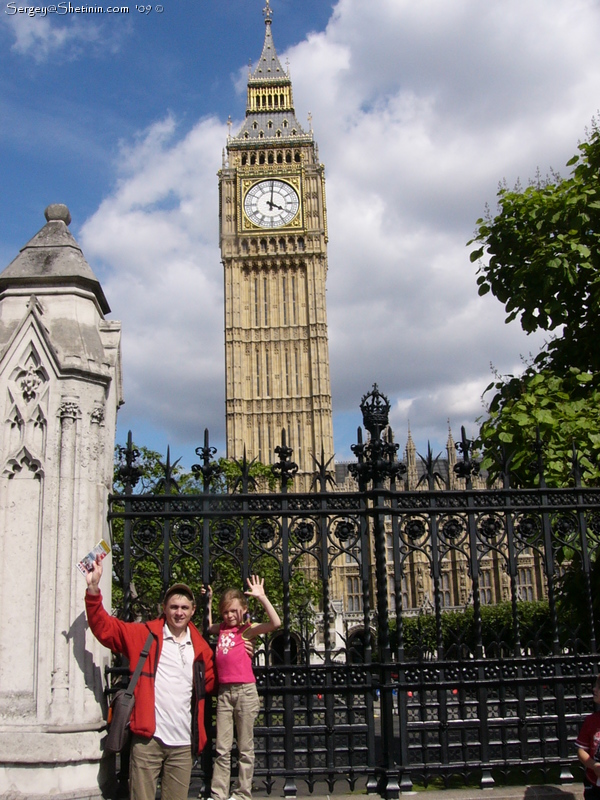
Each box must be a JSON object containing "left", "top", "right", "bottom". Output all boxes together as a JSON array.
[
  {"left": 578, "top": 746, "right": 600, "bottom": 779},
  {"left": 201, "top": 585, "right": 220, "bottom": 636}
]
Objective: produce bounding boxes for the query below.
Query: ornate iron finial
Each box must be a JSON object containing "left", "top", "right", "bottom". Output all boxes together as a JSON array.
[
  {"left": 230, "top": 448, "right": 259, "bottom": 494},
  {"left": 416, "top": 443, "right": 444, "bottom": 490},
  {"left": 156, "top": 447, "right": 181, "bottom": 495},
  {"left": 486, "top": 444, "right": 514, "bottom": 489},
  {"left": 116, "top": 430, "right": 142, "bottom": 494},
  {"left": 191, "top": 428, "right": 221, "bottom": 492},
  {"left": 311, "top": 445, "right": 336, "bottom": 492},
  {"left": 273, "top": 428, "right": 298, "bottom": 490},
  {"left": 263, "top": 0, "right": 272, "bottom": 23},
  {"left": 349, "top": 386, "right": 403, "bottom": 488},
  {"left": 453, "top": 425, "right": 481, "bottom": 485}
]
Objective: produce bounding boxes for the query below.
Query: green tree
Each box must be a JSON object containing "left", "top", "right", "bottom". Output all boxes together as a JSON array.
[
  {"left": 470, "top": 121, "right": 600, "bottom": 376},
  {"left": 477, "top": 368, "right": 600, "bottom": 486},
  {"left": 469, "top": 122, "right": 600, "bottom": 487}
]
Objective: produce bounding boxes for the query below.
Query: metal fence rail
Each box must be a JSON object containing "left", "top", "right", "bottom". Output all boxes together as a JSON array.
[{"left": 108, "top": 386, "right": 600, "bottom": 799}]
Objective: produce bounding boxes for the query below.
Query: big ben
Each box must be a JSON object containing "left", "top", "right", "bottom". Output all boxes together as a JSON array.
[{"left": 219, "top": 1, "right": 334, "bottom": 490}]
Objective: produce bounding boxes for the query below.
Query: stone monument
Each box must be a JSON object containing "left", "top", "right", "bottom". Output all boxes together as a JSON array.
[{"left": 0, "top": 204, "right": 122, "bottom": 799}]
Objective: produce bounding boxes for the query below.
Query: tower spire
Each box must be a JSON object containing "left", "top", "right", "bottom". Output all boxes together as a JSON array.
[
  {"left": 263, "top": 0, "right": 272, "bottom": 24},
  {"left": 231, "top": 0, "right": 309, "bottom": 142}
]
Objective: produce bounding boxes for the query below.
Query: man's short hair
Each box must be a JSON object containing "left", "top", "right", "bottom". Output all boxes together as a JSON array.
[{"left": 163, "top": 583, "right": 195, "bottom": 605}]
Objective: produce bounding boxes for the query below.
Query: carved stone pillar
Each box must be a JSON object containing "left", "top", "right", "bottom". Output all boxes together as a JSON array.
[{"left": 0, "top": 205, "right": 122, "bottom": 799}]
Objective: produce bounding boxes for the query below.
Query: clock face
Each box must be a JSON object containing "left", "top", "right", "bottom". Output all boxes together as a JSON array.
[{"left": 244, "top": 179, "right": 300, "bottom": 228}]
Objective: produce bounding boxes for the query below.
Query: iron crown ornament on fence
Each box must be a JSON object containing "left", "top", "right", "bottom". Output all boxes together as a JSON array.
[{"left": 349, "top": 384, "right": 406, "bottom": 488}]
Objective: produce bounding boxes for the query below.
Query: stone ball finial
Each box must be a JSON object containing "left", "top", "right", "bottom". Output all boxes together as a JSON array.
[{"left": 44, "top": 204, "right": 72, "bottom": 226}]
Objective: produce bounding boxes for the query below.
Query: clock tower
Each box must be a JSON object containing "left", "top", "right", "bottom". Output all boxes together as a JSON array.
[{"left": 219, "top": 1, "right": 334, "bottom": 490}]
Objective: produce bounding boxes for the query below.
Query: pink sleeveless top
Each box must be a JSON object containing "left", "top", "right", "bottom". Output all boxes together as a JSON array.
[{"left": 215, "top": 623, "right": 256, "bottom": 684}]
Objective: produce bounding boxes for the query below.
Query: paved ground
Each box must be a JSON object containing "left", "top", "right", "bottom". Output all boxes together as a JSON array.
[{"left": 182, "top": 783, "right": 582, "bottom": 800}]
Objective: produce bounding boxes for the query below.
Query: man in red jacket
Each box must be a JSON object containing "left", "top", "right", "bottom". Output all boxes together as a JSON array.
[{"left": 85, "top": 557, "right": 215, "bottom": 800}]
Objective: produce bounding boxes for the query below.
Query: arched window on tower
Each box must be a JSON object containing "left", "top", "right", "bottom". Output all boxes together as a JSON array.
[
  {"left": 254, "top": 278, "right": 259, "bottom": 326},
  {"left": 265, "top": 351, "right": 270, "bottom": 396},
  {"left": 292, "top": 275, "right": 297, "bottom": 323},
  {"left": 257, "top": 419, "right": 262, "bottom": 461},
  {"left": 285, "top": 350, "right": 290, "bottom": 394},
  {"left": 263, "top": 276, "right": 269, "bottom": 325},
  {"left": 268, "top": 152, "right": 274, "bottom": 164}
]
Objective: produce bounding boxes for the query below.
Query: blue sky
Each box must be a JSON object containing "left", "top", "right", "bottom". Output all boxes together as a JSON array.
[{"left": 2, "top": 0, "right": 600, "bottom": 470}]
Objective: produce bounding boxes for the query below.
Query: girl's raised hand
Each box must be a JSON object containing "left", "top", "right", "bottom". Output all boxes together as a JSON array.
[{"left": 245, "top": 575, "right": 266, "bottom": 598}]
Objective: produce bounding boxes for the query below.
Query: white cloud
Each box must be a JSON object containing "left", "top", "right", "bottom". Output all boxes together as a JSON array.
[
  {"left": 3, "top": 11, "right": 126, "bottom": 62},
  {"left": 80, "top": 115, "right": 228, "bottom": 445},
  {"left": 81, "top": 0, "right": 600, "bottom": 461}
]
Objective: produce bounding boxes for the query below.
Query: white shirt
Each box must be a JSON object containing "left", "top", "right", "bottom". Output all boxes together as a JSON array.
[{"left": 153, "top": 624, "right": 194, "bottom": 746}]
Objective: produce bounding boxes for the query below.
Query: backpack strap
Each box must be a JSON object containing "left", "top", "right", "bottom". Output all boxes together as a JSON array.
[{"left": 124, "top": 631, "right": 154, "bottom": 699}]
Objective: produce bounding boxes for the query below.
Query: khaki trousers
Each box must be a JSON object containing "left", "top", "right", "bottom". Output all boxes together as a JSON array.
[
  {"left": 210, "top": 683, "right": 260, "bottom": 800},
  {"left": 130, "top": 735, "right": 193, "bottom": 800}
]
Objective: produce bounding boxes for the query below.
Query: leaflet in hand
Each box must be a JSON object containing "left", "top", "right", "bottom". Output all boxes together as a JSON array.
[{"left": 77, "top": 539, "right": 111, "bottom": 576}]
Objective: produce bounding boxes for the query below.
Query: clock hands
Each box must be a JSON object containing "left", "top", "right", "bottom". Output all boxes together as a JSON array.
[{"left": 266, "top": 182, "right": 285, "bottom": 212}]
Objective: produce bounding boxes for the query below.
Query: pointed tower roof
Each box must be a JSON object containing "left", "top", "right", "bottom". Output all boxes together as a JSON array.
[
  {"left": 230, "top": 1, "right": 310, "bottom": 145},
  {"left": 250, "top": 1, "right": 287, "bottom": 82},
  {"left": 0, "top": 204, "right": 110, "bottom": 313}
]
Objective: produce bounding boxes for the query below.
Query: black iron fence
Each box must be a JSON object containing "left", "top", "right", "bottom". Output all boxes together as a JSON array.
[{"left": 108, "top": 386, "right": 600, "bottom": 799}]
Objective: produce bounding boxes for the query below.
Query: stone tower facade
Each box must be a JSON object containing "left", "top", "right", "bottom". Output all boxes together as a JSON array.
[
  {"left": 0, "top": 204, "right": 121, "bottom": 799},
  {"left": 219, "top": 2, "right": 334, "bottom": 490}
]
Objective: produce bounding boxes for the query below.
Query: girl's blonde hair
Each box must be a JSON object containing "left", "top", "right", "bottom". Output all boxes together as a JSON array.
[{"left": 219, "top": 588, "right": 248, "bottom": 616}]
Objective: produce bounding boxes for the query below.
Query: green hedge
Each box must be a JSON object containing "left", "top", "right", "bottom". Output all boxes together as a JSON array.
[{"left": 389, "top": 601, "right": 553, "bottom": 658}]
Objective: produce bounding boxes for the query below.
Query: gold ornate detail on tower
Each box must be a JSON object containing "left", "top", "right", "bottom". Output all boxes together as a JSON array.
[{"left": 219, "top": 6, "right": 334, "bottom": 491}]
